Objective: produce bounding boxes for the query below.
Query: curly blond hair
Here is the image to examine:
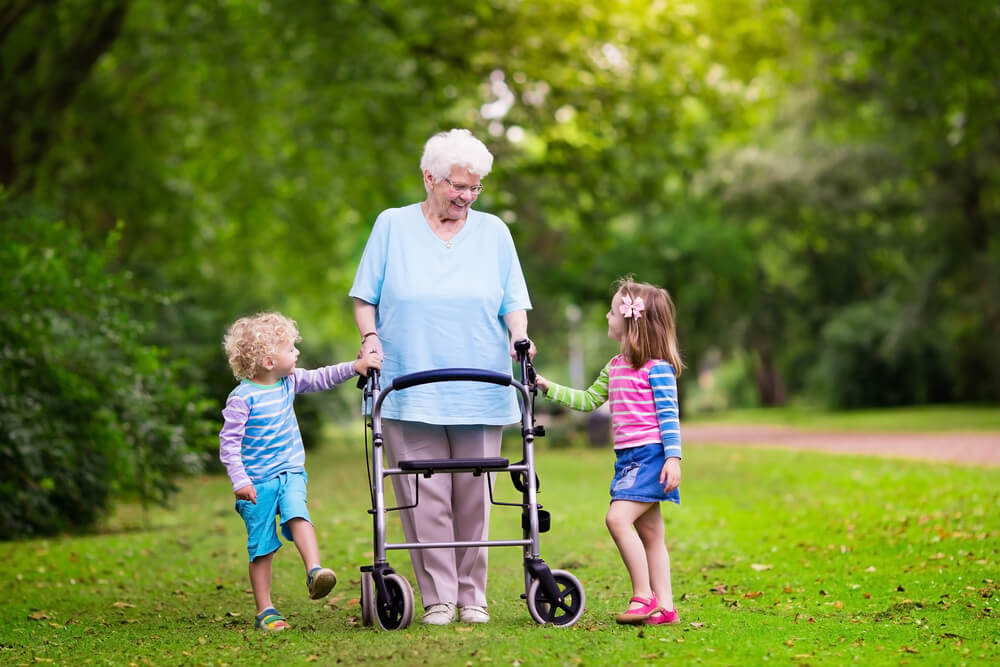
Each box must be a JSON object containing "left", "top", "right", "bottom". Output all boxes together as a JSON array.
[{"left": 223, "top": 312, "right": 301, "bottom": 380}]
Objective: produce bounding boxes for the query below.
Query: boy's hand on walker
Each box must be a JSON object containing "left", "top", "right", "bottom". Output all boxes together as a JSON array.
[
  {"left": 235, "top": 484, "right": 257, "bottom": 504},
  {"left": 659, "top": 457, "right": 681, "bottom": 493},
  {"left": 354, "top": 350, "right": 382, "bottom": 375}
]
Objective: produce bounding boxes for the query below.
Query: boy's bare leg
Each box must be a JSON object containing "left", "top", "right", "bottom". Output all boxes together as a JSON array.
[{"left": 249, "top": 552, "right": 276, "bottom": 614}]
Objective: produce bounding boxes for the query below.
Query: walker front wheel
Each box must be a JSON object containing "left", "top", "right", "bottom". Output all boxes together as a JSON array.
[
  {"left": 375, "top": 573, "right": 414, "bottom": 631},
  {"left": 526, "top": 569, "right": 585, "bottom": 626}
]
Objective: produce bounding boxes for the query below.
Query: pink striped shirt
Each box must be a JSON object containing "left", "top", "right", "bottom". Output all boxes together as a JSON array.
[
  {"left": 545, "top": 354, "right": 681, "bottom": 456},
  {"left": 608, "top": 355, "right": 679, "bottom": 451}
]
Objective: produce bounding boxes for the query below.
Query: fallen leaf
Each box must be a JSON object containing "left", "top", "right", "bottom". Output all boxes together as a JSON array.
[
  {"left": 112, "top": 601, "right": 135, "bottom": 609},
  {"left": 28, "top": 611, "right": 50, "bottom": 621},
  {"left": 689, "top": 622, "right": 705, "bottom": 629},
  {"left": 743, "top": 591, "right": 763, "bottom": 599},
  {"left": 751, "top": 563, "right": 773, "bottom": 571}
]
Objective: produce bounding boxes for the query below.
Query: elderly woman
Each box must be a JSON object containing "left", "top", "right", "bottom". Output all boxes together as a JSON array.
[{"left": 350, "top": 128, "right": 533, "bottom": 625}]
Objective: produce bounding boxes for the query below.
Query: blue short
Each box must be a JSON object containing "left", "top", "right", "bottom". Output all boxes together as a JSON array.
[
  {"left": 235, "top": 471, "right": 311, "bottom": 561},
  {"left": 609, "top": 444, "right": 680, "bottom": 504}
]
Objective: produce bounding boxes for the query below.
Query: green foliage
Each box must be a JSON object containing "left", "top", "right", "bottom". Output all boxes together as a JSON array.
[
  {"left": 809, "top": 301, "right": 950, "bottom": 408},
  {"left": 3, "top": 0, "right": 999, "bottom": 493},
  {"left": 0, "top": 209, "right": 215, "bottom": 539}
]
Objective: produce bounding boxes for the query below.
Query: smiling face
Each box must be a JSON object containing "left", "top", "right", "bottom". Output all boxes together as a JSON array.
[
  {"left": 424, "top": 165, "right": 482, "bottom": 222},
  {"left": 606, "top": 290, "right": 627, "bottom": 342}
]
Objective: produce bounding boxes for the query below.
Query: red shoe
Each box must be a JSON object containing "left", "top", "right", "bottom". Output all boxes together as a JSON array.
[
  {"left": 615, "top": 596, "right": 659, "bottom": 624},
  {"left": 645, "top": 608, "right": 680, "bottom": 625}
]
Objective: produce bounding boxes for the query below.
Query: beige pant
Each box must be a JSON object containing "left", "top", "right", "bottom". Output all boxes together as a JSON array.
[{"left": 382, "top": 419, "right": 502, "bottom": 608}]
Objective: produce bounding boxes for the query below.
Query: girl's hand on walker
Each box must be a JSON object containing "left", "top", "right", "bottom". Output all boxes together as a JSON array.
[
  {"left": 659, "top": 457, "right": 681, "bottom": 493},
  {"left": 235, "top": 484, "right": 257, "bottom": 504},
  {"left": 534, "top": 374, "right": 550, "bottom": 393}
]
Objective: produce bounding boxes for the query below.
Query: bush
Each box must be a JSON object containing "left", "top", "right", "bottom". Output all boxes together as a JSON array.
[
  {"left": 0, "top": 212, "right": 216, "bottom": 539},
  {"left": 808, "top": 301, "right": 951, "bottom": 409}
]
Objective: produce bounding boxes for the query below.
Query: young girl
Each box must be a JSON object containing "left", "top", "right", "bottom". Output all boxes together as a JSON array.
[
  {"left": 535, "top": 277, "right": 684, "bottom": 626},
  {"left": 220, "top": 312, "right": 381, "bottom": 631}
]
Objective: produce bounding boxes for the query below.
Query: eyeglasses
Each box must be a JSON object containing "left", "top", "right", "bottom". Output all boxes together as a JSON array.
[{"left": 443, "top": 177, "right": 484, "bottom": 195}]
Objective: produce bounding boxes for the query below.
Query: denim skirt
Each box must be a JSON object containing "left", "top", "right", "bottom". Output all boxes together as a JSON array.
[{"left": 609, "top": 443, "right": 680, "bottom": 504}]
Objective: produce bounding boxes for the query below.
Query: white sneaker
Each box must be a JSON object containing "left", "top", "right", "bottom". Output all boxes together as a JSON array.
[
  {"left": 458, "top": 605, "right": 490, "bottom": 623},
  {"left": 421, "top": 603, "right": 457, "bottom": 625}
]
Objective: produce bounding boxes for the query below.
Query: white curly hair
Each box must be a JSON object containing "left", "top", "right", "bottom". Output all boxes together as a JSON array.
[{"left": 419, "top": 128, "right": 493, "bottom": 190}]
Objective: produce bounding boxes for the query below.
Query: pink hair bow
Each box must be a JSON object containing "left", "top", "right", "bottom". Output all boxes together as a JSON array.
[{"left": 619, "top": 294, "right": 645, "bottom": 319}]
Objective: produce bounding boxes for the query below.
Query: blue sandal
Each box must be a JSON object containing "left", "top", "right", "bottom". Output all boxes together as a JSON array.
[
  {"left": 307, "top": 566, "right": 337, "bottom": 599},
  {"left": 255, "top": 608, "right": 289, "bottom": 632}
]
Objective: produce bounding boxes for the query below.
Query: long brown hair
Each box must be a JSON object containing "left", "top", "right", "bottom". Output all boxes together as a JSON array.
[{"left": 616, "top": 276, "right": 684, "bottom": 375}]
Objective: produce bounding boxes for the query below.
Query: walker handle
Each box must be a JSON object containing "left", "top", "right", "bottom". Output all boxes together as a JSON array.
[{"left": 391, "top": 368, "right": 512, "bottom": 391}]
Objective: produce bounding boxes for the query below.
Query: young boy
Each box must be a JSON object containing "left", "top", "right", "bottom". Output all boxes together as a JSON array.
[{"left": 220, "top": 312, "right": 381, "bottom": 631}]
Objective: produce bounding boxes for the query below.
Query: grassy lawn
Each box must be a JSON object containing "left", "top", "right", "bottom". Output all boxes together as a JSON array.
[
  {"left": 1, "top": 429, "right": 998, "bottom": 666},
  {"left": 685, "top": 404, "right": 1000, "bottom": 432}
]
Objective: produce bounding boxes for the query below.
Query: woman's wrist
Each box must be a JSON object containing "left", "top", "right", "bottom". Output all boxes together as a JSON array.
[{"left": 361, "top": 331, "right": 378, "bottom": 342}]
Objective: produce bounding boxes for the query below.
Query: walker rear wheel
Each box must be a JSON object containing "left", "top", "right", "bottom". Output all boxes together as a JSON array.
[
  {"left": 360, "top": 571, "right": 375, "bottom": 627},
  {"left": 526, "top": 569, "right": 585, "bottom": 626},
  {"left": 375, "top": 573, "right": 414, "bottom": 631}
]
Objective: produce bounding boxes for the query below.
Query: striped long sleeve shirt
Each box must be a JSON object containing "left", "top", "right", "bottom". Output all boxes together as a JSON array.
[
  {"left": 544, "top": 354, "right": 681, "bottom": 458},
  {"left": 219, "top": 362, "right": 357, "bottom": 491}
]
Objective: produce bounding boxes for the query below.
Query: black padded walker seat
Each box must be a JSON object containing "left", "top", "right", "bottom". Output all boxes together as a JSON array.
[{"left": 398, "top": 457, "right": 510, "bottom": 477}]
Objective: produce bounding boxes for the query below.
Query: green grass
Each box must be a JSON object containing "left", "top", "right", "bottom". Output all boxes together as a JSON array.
[
  {"left": 685, "top": 404, "right": 1000, "bottom": 432},
  {"left": 2, "top": 432, "right": 998, "bottom": 666}
]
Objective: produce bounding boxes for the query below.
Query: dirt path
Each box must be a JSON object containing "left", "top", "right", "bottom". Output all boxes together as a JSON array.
[{"left": 683, "top": 423, "right": 1000, "bottom": 467}]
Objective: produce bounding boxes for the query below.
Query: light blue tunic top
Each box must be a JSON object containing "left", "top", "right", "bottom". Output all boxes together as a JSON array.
[{"left": 350, "top": 203, "right": 532, "bottom": 424}]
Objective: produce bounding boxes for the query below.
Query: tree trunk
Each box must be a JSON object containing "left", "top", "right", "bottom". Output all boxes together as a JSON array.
[{"left": 752, "top": 343, "right": 786, "bottom": 406}]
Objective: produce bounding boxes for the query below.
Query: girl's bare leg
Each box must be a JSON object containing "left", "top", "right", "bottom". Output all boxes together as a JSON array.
[
  {"left": 606, "top": 500, "right": 656, "bottom": 611},
  {"left": 634, "top": 503, "right": 674, "bottom": 610}
]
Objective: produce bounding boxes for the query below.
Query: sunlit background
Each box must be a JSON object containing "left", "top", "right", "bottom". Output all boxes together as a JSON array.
[{"left": 3, "top": 0, "right": 997, "bottom": 536}]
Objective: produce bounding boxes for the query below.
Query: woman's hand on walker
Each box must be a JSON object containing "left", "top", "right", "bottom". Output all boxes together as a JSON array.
[
  {"left": 359, "top": 332, "right": 382, "bottom": 361},
  {"left": 509, "top": 336, "right": 536, "bottom": 360},
  {"left": 659, "top": 457, "right": 681, "bottom": 493}
]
